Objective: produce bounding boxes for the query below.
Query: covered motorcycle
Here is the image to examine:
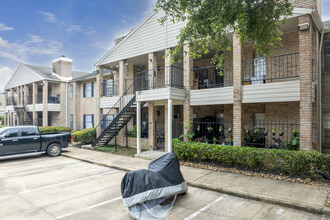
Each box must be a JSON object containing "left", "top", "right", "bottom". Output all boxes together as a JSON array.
[{"left": 121, "top": 152, "right": 188, "bottom": 220}]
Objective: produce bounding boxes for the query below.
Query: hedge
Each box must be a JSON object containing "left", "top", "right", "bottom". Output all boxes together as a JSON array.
[
  {"left": 39, "top": 126, "right": 72, "bottom": 134},
  {"left": 72, "top": 128, "right": 96, "bottom": 145},
  {"left": 173, "top": 139, "right": 330, "bottom": 179}
]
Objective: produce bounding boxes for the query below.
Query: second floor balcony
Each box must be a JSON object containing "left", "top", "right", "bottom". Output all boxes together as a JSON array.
[
  {"left": 242, "top": 52, "right": 299, "bottom": 84},
  {"left": 135, "top": 66, "right": 184, "bottom": 91}
]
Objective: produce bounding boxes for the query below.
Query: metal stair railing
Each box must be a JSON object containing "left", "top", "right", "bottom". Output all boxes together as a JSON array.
[
  {"left": 92, "top": 78, "right": 137, "bottom": 147},
  {"left": 12, "top": 96, "right": 34, "bottom": 125}
]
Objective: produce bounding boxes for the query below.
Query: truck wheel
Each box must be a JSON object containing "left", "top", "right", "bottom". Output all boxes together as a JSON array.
[{"left": 47, "top": 144, "right": 62, "bottom": 157}]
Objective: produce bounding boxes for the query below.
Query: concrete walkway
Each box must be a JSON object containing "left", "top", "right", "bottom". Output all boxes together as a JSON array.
[{"left": 62, "top": 147, "right": 330, "bottom": 216}]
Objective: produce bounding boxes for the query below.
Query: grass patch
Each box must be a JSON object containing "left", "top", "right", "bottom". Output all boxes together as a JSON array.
[{"left": 94, "top": 145, "right": 147, "bottom": 157}]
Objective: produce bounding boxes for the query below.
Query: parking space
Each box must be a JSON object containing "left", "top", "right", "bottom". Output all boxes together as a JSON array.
[{"left": 0, "top": 155, "right": 323, "bottom": 220}]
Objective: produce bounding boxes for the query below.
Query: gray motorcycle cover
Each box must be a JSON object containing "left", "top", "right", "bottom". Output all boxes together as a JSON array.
[{"left": 121, "top": 152, "right": 188, "bottom": 219}]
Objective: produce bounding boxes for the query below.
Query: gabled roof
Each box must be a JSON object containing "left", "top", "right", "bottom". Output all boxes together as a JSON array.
[
  {"left": 95, "top": 7, "right": 324, "bottom": 67},
  {"left": 4, "top": 63, "right": 89, "bottom": 90},
  {"left": 95, "top": 10, "right": 187, "bottom": 66}
]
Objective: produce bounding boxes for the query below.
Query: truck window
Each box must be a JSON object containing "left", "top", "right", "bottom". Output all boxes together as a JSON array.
[
  {"left": 21, "top": 128, "right": 37, "bottom": 136},
  {"left": 2, "top": 129, "right": 19, "bottom": 138}
]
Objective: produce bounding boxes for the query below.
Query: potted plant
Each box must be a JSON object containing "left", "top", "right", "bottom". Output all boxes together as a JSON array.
[
  {"left": 207, "top": 126, "right": 213, "bottom": 133},
  {"left": 254, "top": 128, "right": 259, "bottom": 134},
  {"left": 272, "top": 129, "right": 276, "bottom": 136},
  {"left": 279, "top": 127, "right": 284, "bottom": 136},
  {"left": 219, "top": 125, "right": 223, "bottom": 134},
  {"left": 225, "top": 137, "right": 233, "bottom": 146},
  {"left": 228, "top": 126, "right": 233, "bottom": 134},
  {"left": 197, "top": 125, "right": 200, "bottom": 132},
  {"left": 292, "top": 129, "right": 298, "bottom": 137},
  {"left": 263, "top": 129, "right": 268, "bottom": 136},
  {"left": 213, "top": 137, "right": 218, "bottom": 144},
  {"left": 244, "top": 125, "right": 249, "bottom": 134}
]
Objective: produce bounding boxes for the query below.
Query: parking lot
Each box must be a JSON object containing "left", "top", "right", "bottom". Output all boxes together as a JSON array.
[{"left": 0, "top": 154, "right": 325, "bottom": 220}]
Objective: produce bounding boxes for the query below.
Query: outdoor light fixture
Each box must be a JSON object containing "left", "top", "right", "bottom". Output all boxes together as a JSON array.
[
  {"left": 125, "top": 62, "right": 128, "bottom": 66},
  {"left": 116, "top": 65, "right": 119, "bottom": 68},
  {"left": 298, "top": 22, "right": 310, "bottom": 31},
  {"left": 93, "top": 70, "right": 99, "bottom": 74},
  {"left": 184, "top": 51, "right": 188, "bottom": 56},
  {"left": 149, "top": 59, "right": 153, "bottom": 62},
  {"left": 40, "top": 82, "right": 44, "bottom": 87}
]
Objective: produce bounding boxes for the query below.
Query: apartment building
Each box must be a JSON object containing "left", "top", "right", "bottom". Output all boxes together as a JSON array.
[
  {"left": 3, "top": 57, "right": 89, "bottom": 128},
  {"left": 4, "top": 0, "right": 329, "bottom": 154}
]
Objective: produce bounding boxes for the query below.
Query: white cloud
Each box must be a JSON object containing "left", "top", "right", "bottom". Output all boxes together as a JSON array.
[
  {"left": 0, "top": 23, "right": 14, "bottom": 31},
  {"left": 0, "top": 35, "right": 62, "bottom": 62},
  {"left": 37, "top": 11, "right": 56, "bottom": 23},
  {"left": 0, "top": 37, "right": 11, "bottom": 49},
  {"left": 66, "top": 25, "right": 96, "bottom": 35},
  {"left": 0, "top": 66, "right": 13, "bottom": 91}
]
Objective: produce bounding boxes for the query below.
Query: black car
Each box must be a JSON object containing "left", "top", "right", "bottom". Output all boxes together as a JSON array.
[{"left": 0, "top": 126, "right": 71, "bottom": 157}]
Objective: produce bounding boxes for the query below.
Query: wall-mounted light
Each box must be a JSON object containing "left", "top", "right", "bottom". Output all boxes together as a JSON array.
[
  {"left": 93, "top": 70, "right": 99, "bottom": 74},
  {"left": 40, "top": 82, "right": 44, "bottom": 87},
  {"left": 116, "top": 65, "right": 119, "bottom": 68},
  {"left": 125, "top": 62, "right": 128, "bottom": 66},
  {"left": 149, "top": 59, "right": 153, "bottom": 63},
  {"left": 298, "top": 22, "right": 310, "bottom": 31},
  {"left": 184, "top": 51, "right": 188, "bottom": 56}
]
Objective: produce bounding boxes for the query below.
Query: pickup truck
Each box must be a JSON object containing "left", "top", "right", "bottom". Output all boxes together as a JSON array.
[{"left": 0, "top": 126, "right": 71, "bottom": 157}]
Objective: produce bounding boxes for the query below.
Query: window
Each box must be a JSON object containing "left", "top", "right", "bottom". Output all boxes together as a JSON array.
[
  {"left": 325, "top": 40, "right": 330, "bottom": 72},
  {"left": 84, "top": 115, "right": 94, "bottom": 129},
  {"left": 103, "top": 79, "right": 115, "bottom": 96},
  {"left": 69, "top": 84, "right": 74, "bottom": 99},
  {"left": 102, "top": 114, "right": 114, "bottom": 128},
  {"left": 323, "top": 113, "right": 330, "bottom": 146},
  {"left": 254, "top": 113, "right": 265, "bottom": 129},
  {"left": 2, "top": 128, "right": 19, "bottom": 138},
  {"left": 83, "top": 82, "right": 94, "bottom": 98},
  {"left": 70, "top": 114, "right": 74, "bottom": 130},
  {"left": 21, "top": 127, "right": 37, "bottom": 136}
]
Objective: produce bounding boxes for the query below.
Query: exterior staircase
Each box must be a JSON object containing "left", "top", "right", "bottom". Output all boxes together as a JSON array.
[
  {"left": 12, "top": 97, "right": 34, "bottom": 125},
  {"left": 92, "top": 79, "right": 143, "bottom": 147}
]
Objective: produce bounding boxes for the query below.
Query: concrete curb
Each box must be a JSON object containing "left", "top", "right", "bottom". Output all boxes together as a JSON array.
[{"left": 62, "top": 153, "right": 329, "bottom": 217}]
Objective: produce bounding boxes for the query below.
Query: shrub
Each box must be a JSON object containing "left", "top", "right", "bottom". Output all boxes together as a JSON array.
[
  {"left": 72, "top": 128, "right": 96, "bottom": 145},
  {"left": 127, "top": 125, "right": 137, "bottom": 138},
  {"left": 0, "top": 125, "right": 6, "bottom": 128},
  {"left": 173, "top": 139, "right": 330, "bottom": 179},
  {"left": 38, "top": 126, "right": 72, "bottom": 134}
]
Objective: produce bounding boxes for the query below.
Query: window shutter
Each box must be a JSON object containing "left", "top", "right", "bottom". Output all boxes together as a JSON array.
[
  {"left": 103, "top": 80, "right": 106, "bottom": 96},
  {"left": 83, "top": 83, "right": 86, "bottom": 98},
  {"left": 92, "top": 115, "right": 94, "bottom": 127},
  {"left": 91, "top": 82, "right": 94, "bottom": 97},
  {"left": 83, "top": 115, "right": 86, "bottom": 129}
]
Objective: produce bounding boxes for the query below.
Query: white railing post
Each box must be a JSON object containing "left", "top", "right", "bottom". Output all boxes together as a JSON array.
[{"left": 137, "top": 101, "right": 141, "bottom": 154}]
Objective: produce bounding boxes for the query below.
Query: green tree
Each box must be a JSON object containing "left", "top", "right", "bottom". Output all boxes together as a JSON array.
[{"left": 154, "top": 0, "right": 293, "bottom": 68}]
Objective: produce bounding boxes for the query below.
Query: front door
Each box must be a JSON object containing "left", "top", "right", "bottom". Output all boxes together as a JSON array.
[{"left": 0, "top": 128, "right": 21, "bottom": 156}]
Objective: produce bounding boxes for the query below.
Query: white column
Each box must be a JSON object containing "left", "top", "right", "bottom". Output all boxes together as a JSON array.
[
  {"left": 136, "top": 101, "right": 141, "bottom": 154},
  {"left": 168, "top": 99, "right": 173, "bottom": 152}
]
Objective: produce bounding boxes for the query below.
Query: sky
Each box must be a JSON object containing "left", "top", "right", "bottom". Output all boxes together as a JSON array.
[
  {"left": 0, "top": 0, "right": 329, "bottom": 91},
  {"left": 0, "top": 0, "right": 153, "bottom": 91}
]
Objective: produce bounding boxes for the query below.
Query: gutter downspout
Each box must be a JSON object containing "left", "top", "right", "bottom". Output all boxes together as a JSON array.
[
  {"left": 319, "top": 30, "right": 324, "bottom": 153},
  {"left": 66, "top": 81, "right": 68, "bottom": 127}
]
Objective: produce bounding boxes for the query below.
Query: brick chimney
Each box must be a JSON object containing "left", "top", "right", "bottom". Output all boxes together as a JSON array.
[{"left": 52, "top": 55, "right": 73, "bottom": 78}]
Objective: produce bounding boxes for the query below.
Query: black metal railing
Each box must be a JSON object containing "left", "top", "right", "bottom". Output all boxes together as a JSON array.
[
  {"left": 27, "top": 95, "right": 33, "bottom": 104},
  {"left": 193, "top": 119, "right": 233, "bottom": 145},
  {"left": 243, "top": 120, "right": 300, "bottom": 150},
  {"left": 103, "top": 80, "right": 119, "bottom": 97},
  {"left": 37, "top": 93, "right": 43, "bottom": 104},
  {"left": 7, "top": 96, "right": 17, "bottom": 105},
  {"left": 48, "top": 93, "right": 60, "bottom": 104},
  {"left": 192, "top": 63, "right": 233, "bottom": 89},
  {"left": 242, "top": 52, "right": 299, "bottom": 84},
  {"left": 135, "top": 66, "right": 184, "bottom": 91}
]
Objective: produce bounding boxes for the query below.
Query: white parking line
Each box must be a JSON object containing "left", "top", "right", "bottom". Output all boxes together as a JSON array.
[
  {"left": 55, "top": 196, "right": 122, "bottom": 219},
  {"left": 184, "top": 196, "right": 225, "bottom": 220},
  {"left": 0, "top": 162, "right": 82, "bottom": 179},
  {"left": 18, "top": 170, "right": 118, "bottom": 194},
  {"left": 0, "top": 158, "right": 44, "bottom": 166}
]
